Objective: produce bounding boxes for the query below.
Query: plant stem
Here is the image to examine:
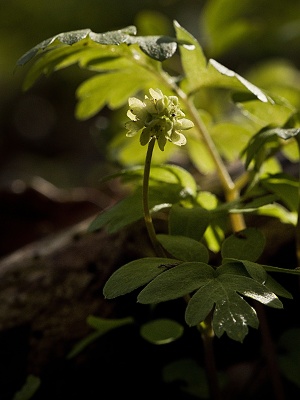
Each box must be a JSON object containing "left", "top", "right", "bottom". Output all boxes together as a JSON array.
[
  {"left": 255, "top": 302, "right": 286, "bottom": 400},
  {"left": 172, "top": 85, "right": 246, "bottom": 232},
  {"left": 143, "top": 137, "right": 166, "bottom": 257},
  {"left": 198, "top": 318, "right": 222, "bottom": 400}
]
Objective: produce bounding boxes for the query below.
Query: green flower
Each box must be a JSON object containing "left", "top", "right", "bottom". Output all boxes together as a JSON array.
[{"left": 125, "top": 88, "right": 194, "bottom": 151}]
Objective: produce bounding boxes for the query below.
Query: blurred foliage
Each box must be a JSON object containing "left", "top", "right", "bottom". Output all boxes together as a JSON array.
[{"left": 2, "top": 0, "right": 300, "bottom": 189}]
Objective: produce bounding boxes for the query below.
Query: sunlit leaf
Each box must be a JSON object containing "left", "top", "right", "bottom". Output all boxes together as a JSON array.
[
  {"left": 186, "top": 265, "right": 282, "bottom": 342},
  {"left": 17, "top": 25, "right": 183, "bottom": 69},
  {"left": 260, "top": 173, "right": 299, "bottom": 212},
  {"left": 174, "top": 21, "right": 206, "bottom": 93}
]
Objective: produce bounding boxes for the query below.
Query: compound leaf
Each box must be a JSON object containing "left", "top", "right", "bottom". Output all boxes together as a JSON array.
[
  {"left": 103, "top": 257, "right": 179, "bottom": 299},
  {"left": 157, "top": 234, "right": 209, "bottom": 263},
  {"left": 185, "top": 264, "right": 282, "bottom": 342},
  {"left": 221, "top": 227, "right": 266, "bottom": 262},
  {"left": 138, "top": 262, "right": 215, "bottom": 303}
]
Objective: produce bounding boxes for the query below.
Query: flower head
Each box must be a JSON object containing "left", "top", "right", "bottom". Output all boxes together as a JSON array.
[{"left": 125, "top": 88, "right": 194, "bottom": 151}]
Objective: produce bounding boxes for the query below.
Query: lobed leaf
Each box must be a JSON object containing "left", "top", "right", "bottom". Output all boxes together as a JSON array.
[
  {"left": 221, "top": 227, "right": 266, "bottom": 262},
  {"left": 17, "top": 25, "right": 184, "bottom": 72},
  {"left": 260, "top": 173, "right": 299, "bottom": 212},
  {"left": 168, "top": 205, "right": 211, "bottom": 241},
  {"left": 103, "top": 257, "right": 179, "bottom": 299},
  {"left": 185, "top": 265, "right": 282, "bottom": 341},
  {"left": 138, "top": 262, "right": 215, "bottom": 303},
  {"left": 157, "top": 233, "right": 209, "bottom": 263}
]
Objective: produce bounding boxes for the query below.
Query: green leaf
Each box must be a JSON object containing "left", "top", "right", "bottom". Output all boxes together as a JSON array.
[
  {"left": 88, "top": 165, "right": 198, "bottom": 234},
  {"left": 87, "top": 315, "right": 134, "bottom": 331},
  {"left": 88, "top": 192, "right": 143, "bottom": 233},
  {"left": 103, "top": 257, "right": 179, "bottom": 299},
  {"left": 138, "top": 262, "right": 215, "bottom": 303},
  {"left": 210, "top": 122, "right": 253, "bottom": 162},
  {"left": 67, "top": 316, "right": 134, "bottom": 359},
  {"left": 261, "top": 264, "right": 300, "bottom": 276},
  {"left": 168, "top": 205, "right": 211, "bottom": 241},
  {"left": 186, "top": 267, "right": 282, "bottom": 341},
  {"left": 242, "top": 127, "right": 297, "bottom": 170},
  {"left": 256, "top": 203, "right": 297, "bottom": 225},
  {"left": 264, "top": 275, "right": 293, "bottom": 299},
  {"left": 216, "top": 272, "right": 282, "bottom": 308},
  {"left": 17, "top": 28, "right": 93, "bottom": 66},
  {"left": 157, "top": 234, "right": 209, "bottom": 263},
  {"left": 221, "top": 227, "right": 266, "bottom": 262},
  {"left": 13, "top": 375, "right": 41, "bottom": 400},
  {"left": 174, "top": 21, "right": 207, "bottom": 93},
  {"left": 174, "top": 21, "right": 270, "bottom": 104},
  {"left": 17, "top": 26, "right": 183, "bottom": 68},
  {"left": 240, "top": 260, "right": 267, "bottom": 283},
  {"left": 266, "top": 127, "right": 300, "bottom": 140},
  {"left": 140, "top": 318, "right": 184, "bottom": 344},
  {"left": 236, "top": 100, "right": 294, "bottom": 130},
  {"left": 213, "top": 290, "right": 258, "bottom": 341},
  {"left": 75, "top": 67, "right": 156, "bottom": 119},
  {"left": 206, "top": 59, "right": 271, "bottom": 103},
  {"left": 260, "top": 173, "right": 299, "bottom": 212}
]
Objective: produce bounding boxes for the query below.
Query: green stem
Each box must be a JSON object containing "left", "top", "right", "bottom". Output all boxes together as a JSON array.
[
  {"left": 143, "top": 137, "right": 166, "bottom": 257},
  {"left": 169, "top": 82, "right": 246, "bottom": 233}
]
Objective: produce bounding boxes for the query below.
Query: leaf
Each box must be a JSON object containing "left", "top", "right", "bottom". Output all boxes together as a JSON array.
[
  {"left": 186, "top": 135, "right": 216, "bottom": 174},
  {"left": 140, "top": 318, "right": 184, "bottom": 344},
  {"left": 240, "top": 260, "right": 267, "bottom": 283},
  {"left": 67, "top": 316, "right": 134, "bottom": 359},
  {"left": 174, "top": 21, "right": 207, "bottom": 93},
  {"left": 168, "top": 205, "right": 211, "bottom": 241},
  {"left": 221, "top": 227, "right": 266, "bottom": 262},
  {"left": 86, "top": 315, "right": 134, "bottom": 331},
  {"left": 157, "top": 234, "right": 209, "bottom": 263},
  {"left": 13, "top": 375, "right": 41, "bottom": 400},
  {"left": 103, "top": 257, "right": 179, "bottom": 299},
  {"left": 185, "top": 266, "right": 282, "bottom": 342},
  {"left": 174, "top": 21, "right": 270, "bottom": 104},
  {"left": 261, "top": 264, "right": 300, "bottom": 276},
  {"left": 88, "top": 191, "right": 143, "bottom": 233},
  {"left": 236, "top": 100, "right": 294, "bottom": 129},
  {"left": 264, "top": 275, "right": 293, "bottom": 299},
  {"left": 69, "top": 317, "right": 134, "bottom": 359},
  {"left": 210, "top": 122, "right": 253, "bottom": 162},
  {"left": 260, "top": 173, "right": 299, "bottom": 212},
  {"left": 88, "top": 165, "right": 198, "bottom": 234},
  {"left": 75, "top": 67, "right": 157, "bottom": 119},
  {"left": 138, "top": 262, "right": 215, "bottom": 303},
  {"left": 17, "top": 25, "right": 184, "bottom": 71},
  {"left": 17, "top": 28, "right": 93, "bottom": 66},
  {"left": 206, "top": 59, "right": 271, "bottom": 103}
]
